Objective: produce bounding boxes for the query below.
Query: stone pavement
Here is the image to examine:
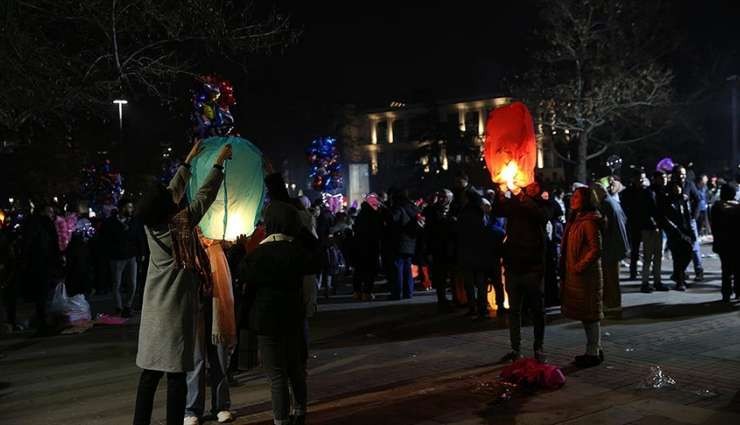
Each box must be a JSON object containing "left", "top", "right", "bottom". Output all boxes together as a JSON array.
[{"left": 1, "top": 245, "right": 739, "bottom": 424}]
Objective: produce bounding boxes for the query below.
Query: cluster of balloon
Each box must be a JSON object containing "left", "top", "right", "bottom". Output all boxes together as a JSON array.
[
  {"left": 656, "top": 157, "right": 674, "bottom": 174},
  {"left": 79, "top": 159, "right": 123, "bottom": 211},
  {"left": 192, "top": 75, "right": 237, "bottom": 138},
  {"left": 307, "top": 137, "right": 343, "bottom": 192}
]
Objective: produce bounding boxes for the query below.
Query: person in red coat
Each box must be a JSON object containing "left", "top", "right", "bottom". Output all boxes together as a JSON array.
[{"left": 561, "top": 187, "right": 605, "bottom": 368}]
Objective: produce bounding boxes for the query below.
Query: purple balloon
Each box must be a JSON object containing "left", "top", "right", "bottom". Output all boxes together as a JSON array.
[{"left": 656, "top": 157, "right": 674, "bottom": 173}]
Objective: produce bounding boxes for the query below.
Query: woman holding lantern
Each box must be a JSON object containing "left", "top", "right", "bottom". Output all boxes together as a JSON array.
[
  {"left": 133, "top": 141, "right": 232, "bottom": 425},
  {"left": 561, "top": 187, "right": 605, "bottom": 368}
]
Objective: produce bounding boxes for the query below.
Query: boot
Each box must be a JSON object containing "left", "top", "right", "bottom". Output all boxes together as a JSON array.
[
  {"left": 694, "top": 269, "right": 704, "bottom": 282},
  {"left": 654, "top": 281, "right": 669, "bottom": 292},
  {"left": 674, "top": 272, "right": 687, "bottom": 291}
]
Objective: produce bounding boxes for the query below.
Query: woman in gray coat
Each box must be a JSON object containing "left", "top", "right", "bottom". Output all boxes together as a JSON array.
[{"left": 133, "top": 142, "right": 231, "bottom": 425}]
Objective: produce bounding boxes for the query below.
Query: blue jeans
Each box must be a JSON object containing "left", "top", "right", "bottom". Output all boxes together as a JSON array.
[
  {"left": 689, "top": 219, "right": 703, "bottom": 273},
  {"left": 391, "top": 256, "right": 414, "bottom": 299},
  {"left": 185, "top": 302, "right": 231, "bottom": 418}
]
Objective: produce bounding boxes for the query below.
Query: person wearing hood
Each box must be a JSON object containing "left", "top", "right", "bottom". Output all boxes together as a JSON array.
[
  {"left": 709, "top": 184, "right": 740, "bottom": 303},
  {"left": 592, "top": 182, "right": 629, "bottom": 316},
  {"left": 561, "top": 187, "right": 605, "bottom": 368},
  {"left": 239, "top": 200, "right": 320, "bottom": 425}
]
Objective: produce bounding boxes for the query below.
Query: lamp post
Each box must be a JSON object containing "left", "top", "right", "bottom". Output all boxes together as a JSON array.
[
  {"left": 113, "top": 99, "right": 128, "bottom": 170},
  {"left": 113, "top": 99, "right": 128, "bottom": 131}
]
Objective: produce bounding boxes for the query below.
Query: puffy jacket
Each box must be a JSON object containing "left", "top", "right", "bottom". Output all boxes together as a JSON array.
[{"left": 561, "top": 211, "right": 604, "bottom": 322}]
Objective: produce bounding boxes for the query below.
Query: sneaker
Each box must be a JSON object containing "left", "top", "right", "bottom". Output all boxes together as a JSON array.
[
  {"left": 352, "top": 292, "right": 361, "bottom": 301},
  {"left": 184, "top": 416, "right": 199, "bottom": 425},
  {"left": 640, "top": 285, "right": 653, "bottom": 294},
  {"left": 216, "top": 410, "right": 234, "bottom": 423},
  {"left": 361, "top": 293, "right": 375, "bottom": 302},
  {"left": 674, "top": 284, "right": 686, "bottom": 292},
  {"left": 694, "top": 270, "right": 704, "bottom": 282}
]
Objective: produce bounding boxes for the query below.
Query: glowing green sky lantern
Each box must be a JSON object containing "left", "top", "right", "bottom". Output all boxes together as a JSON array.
[{"left": 188, "top": 136, "right": 265, "bottom": 241}]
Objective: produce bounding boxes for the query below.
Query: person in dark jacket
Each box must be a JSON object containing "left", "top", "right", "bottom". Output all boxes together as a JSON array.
[
  {"left": 660, "top": 182, "right": 695, "bottom": 291},
  {"left": 482, "top": 197, "right": 507, "bottom": 314},
  {"left": 352, "top": 201, "right": 383, "bottom": 301},
  {"left": 101, "top": 199, "right": 146, "bottom": 317},
  {"left": 239, "top": 200, "right": 319, "bottom": 425},
  {"left": 620, "top": 171, "right": 647, "bottom": 280},
  {"left": 21, "top": 204, "right": 62, "bottom": 335},
  {"left": 454, "top": 183, "right": 489, "bottom": 318},
  {"left": 424, "top": 190, "right": 456, "bottom": 312},
  {"left": 709, "top": 184, "right": 740, "bottom": 303},
  {"left": 389, "top": 189, "right": 421, "bottom": 300},
  {"left": 560, "top": 187, "right": 604, "bottom": 368},
  {"left": 672, "top": 165, "right": 704, "bottom": 281},
  {"left": 639, "top": 172, "right": 669, "bottom": 292},
  {"left": 493, "top": 182, "right": 551, "bottom": 362}
]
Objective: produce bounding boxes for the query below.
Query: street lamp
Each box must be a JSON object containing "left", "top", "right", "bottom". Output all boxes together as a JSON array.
[{"left": 113, "top": 99, "right": 128, "bottom": 131}]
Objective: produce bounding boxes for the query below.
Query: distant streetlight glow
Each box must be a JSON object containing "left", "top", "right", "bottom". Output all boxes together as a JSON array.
[{"left": 113, "top": 99, "right": 128, "bottom": 130}]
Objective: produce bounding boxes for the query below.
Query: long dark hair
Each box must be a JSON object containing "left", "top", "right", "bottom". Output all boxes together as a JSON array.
[
  {"left": 568, "top": 187, "right": 598, "bottom": 222},
  {"left": 137, "top": 182, "right": 178, "bottom": 227}
]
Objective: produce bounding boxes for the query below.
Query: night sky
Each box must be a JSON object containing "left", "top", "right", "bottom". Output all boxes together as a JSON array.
[
  {"left": 238, "top": 0, "right": 740, "bottom": 167},
  {"left": 9, "top": 0, "right": 740, "bottom": 198}
]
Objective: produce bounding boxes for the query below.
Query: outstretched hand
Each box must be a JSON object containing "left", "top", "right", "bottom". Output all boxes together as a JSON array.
[
  {"left": 185, "top": 139, "right": 205, "bottom": 164},
  {"left": 215, "top": 144, "right": 233, "bottom": 166}
]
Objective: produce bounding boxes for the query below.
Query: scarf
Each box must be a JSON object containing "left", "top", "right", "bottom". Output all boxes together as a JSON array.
[
  {"left": 170, "top": 210, "right": 212, "bottom": 298},
  {"left": 200, "top": 236, "right": 236, "bottom": 347}
]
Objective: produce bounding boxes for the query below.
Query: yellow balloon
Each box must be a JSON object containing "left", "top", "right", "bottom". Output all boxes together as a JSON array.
[{"left": 203, "top": 104, "right": 215, "bottom": 120}]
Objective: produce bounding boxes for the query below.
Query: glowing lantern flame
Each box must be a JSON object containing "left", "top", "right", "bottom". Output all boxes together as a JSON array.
[
  {"left": 484, "top": 102, "right": 537, "bottom": 190},
  {"left": 498, "top": 161, "right": 519, "bottom": 191}
]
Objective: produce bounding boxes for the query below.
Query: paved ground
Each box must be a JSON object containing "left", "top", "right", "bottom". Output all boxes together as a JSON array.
[{"left": 1, "top": 245, "right": 739, "bottom": 424}]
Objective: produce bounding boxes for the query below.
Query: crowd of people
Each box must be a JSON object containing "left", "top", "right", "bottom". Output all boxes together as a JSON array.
[{"left": 1, "top": 145, "right": 739, "bottom": 425}]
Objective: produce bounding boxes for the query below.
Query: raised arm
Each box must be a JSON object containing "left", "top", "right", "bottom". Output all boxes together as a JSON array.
[
  {"left": 186, "top": 144, "right": 232, "bottom": 224},
  {"left": 168, "top": 141, "right": 204, "bottom": 204}
]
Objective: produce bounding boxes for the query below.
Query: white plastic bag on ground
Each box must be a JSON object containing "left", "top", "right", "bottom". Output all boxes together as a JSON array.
[{"left": 48, "top": 281, "right": 92, "bottom": 323}]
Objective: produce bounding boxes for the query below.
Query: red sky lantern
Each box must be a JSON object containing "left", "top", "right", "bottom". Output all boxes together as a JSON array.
[{"left": 483, "top": 101, "right": 537, "bottom": 191}]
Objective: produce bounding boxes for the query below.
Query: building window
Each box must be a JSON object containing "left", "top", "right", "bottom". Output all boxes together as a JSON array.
[{"left": 377, "top": 121, "right": 388, "bottom": 144}]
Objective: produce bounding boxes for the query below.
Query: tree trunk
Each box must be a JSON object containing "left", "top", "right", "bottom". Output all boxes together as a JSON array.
[{"left": 576, "top": 132, "right": 589, "bottom": 183}]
